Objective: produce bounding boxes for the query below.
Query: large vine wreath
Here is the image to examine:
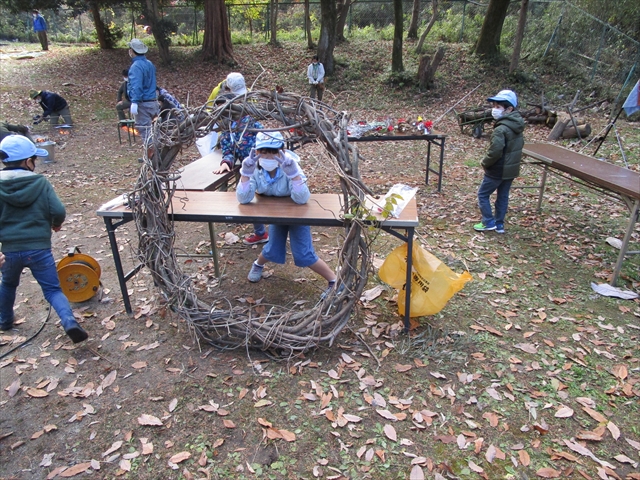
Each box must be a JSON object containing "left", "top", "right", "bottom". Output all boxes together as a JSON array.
[{"left": 129, "top": 90, "right": 382, "bottom": 355}]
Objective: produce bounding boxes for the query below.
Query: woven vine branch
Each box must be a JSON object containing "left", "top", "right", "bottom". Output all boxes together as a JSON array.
[{"left": 128, "top": 90, "right": 381, "bottom": 354}]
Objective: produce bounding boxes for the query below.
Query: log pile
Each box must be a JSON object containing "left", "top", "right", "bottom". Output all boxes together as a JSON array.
[{"left": 521, "top": 107, "right": 591, "bottom": 140}]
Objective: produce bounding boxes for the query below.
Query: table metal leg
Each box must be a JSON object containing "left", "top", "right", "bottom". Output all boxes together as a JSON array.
[
  {"left": 537, "top": 166, "right": 548, "bottom": 211},
  {"left": 104, "top": 217, "right": 133, "bottom": 314},
  {"left": 208, "top": 222, "right": 220, "bottom": 277},
  {"left": 437, "top": 137, "right": 445, "bottom": 192},
  {"left": 610, "top": 199, "right": 639, "bottom": 286},
  {"left": 404, "top": 228, "right": 414, "bottom": 333}
]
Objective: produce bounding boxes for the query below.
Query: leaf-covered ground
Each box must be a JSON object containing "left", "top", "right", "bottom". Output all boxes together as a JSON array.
[{"left": 0, "top": 40, "right": 639, "bottom": 480}]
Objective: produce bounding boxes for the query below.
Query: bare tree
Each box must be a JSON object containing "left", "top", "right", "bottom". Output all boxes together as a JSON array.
[
  {"left": 304, "top": 0, "right": 314, "bottom": 49},
  {"left": 143, "top": 0, "right": 171, "bottom": 64},
  {"left": 336, "top": 0, "right": 355, "bottom": 43},
  {"left": 202, "top": 0, "right": 234, "bottom": 63},
  {"left": 416, "top": 0, "right": 438, "bottom": 53},
  {"left": 407, "top": 0, "right": 420, "bottom": 40},
  {"left": 392, "top": 0, "right": 404, "bottom": 72},
  {"left": 473, "top": 0, "right": 510, "bottom": 58},
  {"left": 318, "top": 0, "right": 337, "bottom": 74},
  {"left": 509, "top": 0, "right": 529, "bottom": 73}
]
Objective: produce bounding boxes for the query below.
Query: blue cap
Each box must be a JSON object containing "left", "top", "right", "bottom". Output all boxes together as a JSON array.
[
  {"left": 0, "top": 135, "right": 48, "bottom": 162},
  {"left": 487, "top": 90, "right": 518, "bottom": 108},
  {"left": 255, "top": 131, "right": 284, "bottom": 150}
]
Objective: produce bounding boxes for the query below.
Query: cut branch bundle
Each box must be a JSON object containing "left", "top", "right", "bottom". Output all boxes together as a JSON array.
[{"left": 128, "top": 91, "right": 381, "bottom": 355}]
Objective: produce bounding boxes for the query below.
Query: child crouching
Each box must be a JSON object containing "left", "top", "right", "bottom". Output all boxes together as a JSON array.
[{"left": 236, "top": 132, "right": 337, "bottom": 296}]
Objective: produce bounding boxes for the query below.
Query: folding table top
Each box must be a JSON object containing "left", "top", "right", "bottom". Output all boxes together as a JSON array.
[
  {"left": 523, "top": 143, "right": 640, "bottom": 200},
  {"left": 174, "top": 151, "right": 229, "bottom": 191}
]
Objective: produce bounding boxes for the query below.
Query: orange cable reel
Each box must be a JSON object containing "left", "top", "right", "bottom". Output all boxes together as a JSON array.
[{"left": 56, "top": 247, "right": 102, "bottom": 303}]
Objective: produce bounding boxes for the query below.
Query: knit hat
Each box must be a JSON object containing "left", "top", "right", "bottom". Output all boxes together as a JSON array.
[
  {"left": 225, "top": 73, "right": 247, "bottom": 95},
  {"left": 29, "top": 89, "right": 42, "bottom": 99},
  {"left": 0, "top": 135, "right": 48, "bottom": 162},
  {"left": 128, "top": 39, "right": 148, "bottom": 55}
]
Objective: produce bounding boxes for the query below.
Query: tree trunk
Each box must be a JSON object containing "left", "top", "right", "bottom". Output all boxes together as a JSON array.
[
  {"left": 547, "top": 112, "right": 570, "bottom": 140},
  {"left": 318, "top": 0, "right": 337, "bottom": 74},
  {"left": 336, "top": 0, "right": 353, "bottom": 43},
  {"left": 270, "top": 0, "right": 278, "bottom": 46},
  {"left": 418, "top": 46, "right": 444, "bottom": 90},
  {"left": 202, "top": 0, "right": 234, "bottom": 63},
  {"left": 561, "top": 123, "right": 591, "bottom": 139},
  {"left": 89, "top": 1, "right": 109, "bottom": 49},
  {"left": 407, "top": 0, "right": 420, "bottom": 40},
  {"left": 473, "top": 0, "right": 510, "bottom": 58},
  {"left": 144, "top": 0, "right": 171, "bottom": 64},
  {"left": 392, "top": 0, "right": 404, "bottom": 72},
  {"left": 416, "top": 0, "right": 438, "bottom": 54},
  {"left": 509, "top": 0, "right": 529, "bottom": 73},
  {"left": 305, "top": 0, "right": 314, "bottom": 49}
]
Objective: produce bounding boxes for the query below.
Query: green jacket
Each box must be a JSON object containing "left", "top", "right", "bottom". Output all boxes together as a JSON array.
[
  {"left": 481, "top": 111, "right": 525, "bottom": 180},
  {"left": 0, "top": 169, "right": 65, "bottom": 252}
]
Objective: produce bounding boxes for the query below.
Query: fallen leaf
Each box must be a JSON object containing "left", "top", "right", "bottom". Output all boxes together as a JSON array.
[
  {"left": 168, "top": 398, "right": 178, "bottom": 412},
  {"left": 383, "top": 424, "right": 397, "bottom": 442},
  {"left": 606, "top": 421, "right": 620, "bottom": 440},
  {"left": 169, "top": 451, "right": 191, "bottom": 464},
  {"left": 555, "top": 406, "right": 574, "bottom": 418},
  {"left": 26, "top": 388, "right": 49, "bottom": 398},
  {"left": 394, "top": 364, "right": 412, "bottom": 372},
  {"left": 59, "top": 462, "right": 92, "bottom": 477},
  {"left": 102, "top": 441, "right": 123, "bottom": 457},
  {"left": 137, "top": 414, "right": 163, "bottom": 426},
  {"left": 611, "top": 364, "right": 627, "bottom": 380},
  {"left": 410, "top": 464, "right": 425, "bottom": 479},
  {"left": 536, "top": 467, "right": 561, "bottom": 478}
]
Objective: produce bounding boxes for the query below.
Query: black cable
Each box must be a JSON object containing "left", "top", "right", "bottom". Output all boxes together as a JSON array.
[{"left": 0, "top": 307, "right": 52, "bottom": 360}]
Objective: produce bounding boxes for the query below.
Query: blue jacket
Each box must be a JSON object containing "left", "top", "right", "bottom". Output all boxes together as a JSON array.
[
  {"left": 33, "top": 14, "right": 47, "bottom": 32},
  {"left": 219, "top": 116, "right": 264, "bottom": 169},
  {"left": 38, "top": 91, "right": 68, "bottom": 117},
  {"left": 236, "top": 151, "right": 309, "bottom": 205},
  {"left": 127, "top": 55, "right": 157, "bottom": 103}
]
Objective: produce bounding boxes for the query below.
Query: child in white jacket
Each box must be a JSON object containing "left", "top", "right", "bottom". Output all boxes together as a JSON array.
[{"left": 236, "top": 132, "right": 337, "bottom": 294}]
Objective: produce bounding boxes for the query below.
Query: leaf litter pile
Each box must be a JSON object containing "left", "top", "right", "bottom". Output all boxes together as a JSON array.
[{"left": 0, "top": 42, "right": 639, "bottom": 479}]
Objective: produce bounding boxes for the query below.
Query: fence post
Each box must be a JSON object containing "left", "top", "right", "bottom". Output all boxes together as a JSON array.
[
  {"left": 590, "top": 24, "right": 607, "bottom": 83},
  {"left": 543, "top": 12, "right": 562, "bottom": 58},
  {"left": 459, "top": 0, "right": 467, "bottom": 43}
]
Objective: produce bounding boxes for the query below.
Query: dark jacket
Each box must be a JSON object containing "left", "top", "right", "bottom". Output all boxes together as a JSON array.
[
  {"left": 481, "top": 111, "right": 525, "bottom": 180},
  {"left": 0, "top": 169, "right": 65, "bottom": 252},
  {"left": 117, "top": 81, "right": 129, "bottom": 102},
  {"left": 38, "top": 91, "right": 69, "bottom": 118},
  {"left": 0, "top": 122, "right": 30, "bottom": 142}
]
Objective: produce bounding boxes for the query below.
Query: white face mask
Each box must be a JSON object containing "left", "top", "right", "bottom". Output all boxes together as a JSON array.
[
  {"left": 491, "top": 107, "right": 505, "bottom": 120},
  {"left": 259, "top": 159, "right": 279, "bottom": 172}
]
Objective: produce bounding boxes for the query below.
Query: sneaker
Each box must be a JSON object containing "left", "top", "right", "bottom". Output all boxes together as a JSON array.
[
  {"left": 243, "top": 232, "right": 269, "bottom": 245},
  {"left": 65, "top": 322, "right": 88, "bottom": 343},
  {"left": 0, "top": 321, "right": 14, "bottom": 331},
  {"left": 247, "top": 262, "right": 265, "bottom": 283},
  {"left": 474, "top": 222, "right": 496, "bottom": 232},
  {"left": 495, "top": 224, "right": 505, "bottom": 234}
]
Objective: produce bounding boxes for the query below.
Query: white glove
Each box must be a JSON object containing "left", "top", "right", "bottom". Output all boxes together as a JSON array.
[{"left": 130, "top": 103, "right": 138, "bottom": 115}]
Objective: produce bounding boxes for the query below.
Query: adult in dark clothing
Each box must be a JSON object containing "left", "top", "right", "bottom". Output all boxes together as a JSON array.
[
  {"left": 32, "top": 10, "right": 48, "bottom": 51},
  {"left": 30, "top": 90, "right": 73, "bottom": 125},
  {"left": 116, "top": 69, "right": 131, "bottom": 122},
  {"left": 157, "top": 87, "right": 184, "bottom": 122},
  {"left": 474, "top": 90, "right": 525, "bottom": 234},
  {"left": 0, "top": 122, "right": 32, "bottom": 142}
]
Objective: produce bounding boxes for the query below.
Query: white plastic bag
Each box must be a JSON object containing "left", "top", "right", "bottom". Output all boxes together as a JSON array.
[{"left": 382, "top": 184, "right": 418, "bottom": 218}]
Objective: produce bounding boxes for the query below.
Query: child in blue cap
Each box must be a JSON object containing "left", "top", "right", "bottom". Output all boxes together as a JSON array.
[
  {"left": 474, "top": 89, "right": 525, "bottom": 234},
  {"left": 237, "top": 132, "right": 337, "bottom": 295},
  {"left": 0, "top": 135, "right": 88, "bottom": 343}
]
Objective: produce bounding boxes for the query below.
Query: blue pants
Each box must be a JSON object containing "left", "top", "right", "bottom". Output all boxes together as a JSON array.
[
  {"left": 261, "top": 225, "right": 318, "bottom": 267},
  {"left": 477, "top": 175, "right": 514, "bottom": 227},
  {"left": 0, "top": 249, "right": 76, "bottom": 330}
]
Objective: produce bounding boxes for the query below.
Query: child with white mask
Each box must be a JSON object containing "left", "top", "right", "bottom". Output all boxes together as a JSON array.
[{"left": 236, "top": 132, "right": 337, "bottom": 296}]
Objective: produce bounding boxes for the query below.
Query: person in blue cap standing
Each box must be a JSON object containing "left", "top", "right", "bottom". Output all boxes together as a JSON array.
[{"left": 474, "top": 89, "right": 525, "bottom": 234}]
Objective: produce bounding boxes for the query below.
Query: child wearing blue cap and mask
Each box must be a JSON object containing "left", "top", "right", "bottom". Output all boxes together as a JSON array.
[
  {"left": 236, "top": 132, "right": 337, "bottom": 295},
  {"left": 474, "top": 89, "right": 525, "bottom": 234}
]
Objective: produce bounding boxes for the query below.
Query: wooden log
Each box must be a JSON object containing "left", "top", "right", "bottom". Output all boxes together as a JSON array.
[
  {"left": 561, "top": 123, "right": 591, "bottom": 139},
  {"left": 547, "top": 112, "right": 570, "bottom": 140}
]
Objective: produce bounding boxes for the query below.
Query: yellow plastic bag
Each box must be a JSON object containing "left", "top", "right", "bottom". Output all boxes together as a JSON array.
[{"left": 379, "top": 243, "right": 472, "bottom": 317}]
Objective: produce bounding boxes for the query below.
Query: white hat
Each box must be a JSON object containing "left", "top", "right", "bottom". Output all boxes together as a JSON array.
[
  {"left": 255, "top": 132, "right": 284, "bottom": 150},
  {"left": 226, "top": 73, "right": 247, "bottom": 95},
  {"left": 128, "top": 39, "right": 149, "bottom": 55},
  {"left": 487, "top": 90, "right": 518, "bottom": 108},
  {"left": 0, "top": 135, "right": 48, "bottom": 162}
]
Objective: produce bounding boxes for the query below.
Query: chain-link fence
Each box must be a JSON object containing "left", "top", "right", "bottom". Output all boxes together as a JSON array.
[{"left": 1, "top": 1, "right": 637, "bottom": 92}]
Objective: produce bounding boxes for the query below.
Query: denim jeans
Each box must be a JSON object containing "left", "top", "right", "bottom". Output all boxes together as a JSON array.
[
  {"left": 0, "top": 249, "right": 76, "bottom": 330},
  {"left": 477, "top": 175, "right": 514, "bottom": 227},
  {"left": 254, "top": 223, "right": 266, "bottom": 236}
]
